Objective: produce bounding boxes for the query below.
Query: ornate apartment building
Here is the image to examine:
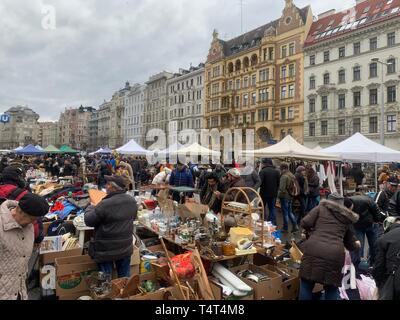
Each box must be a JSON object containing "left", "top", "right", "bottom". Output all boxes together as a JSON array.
[
  {"left": 166, "top": 64, "right": 205, "bottom": 144},
  {"left": 0, "top": 106, "right": 40, "bottom": 149},
  {"left": 143, "top": 72, "right": 174, "bottom": 147},
  {"left": 38, "top": 121, "right": 58, "bottom": 147},
  {"left": 122, "top": 83, "right": 146, "bottom": 146},
  {"left": 304, "top": 0, "right": 400, "bottom": 149},
  {"left": 109, "top": 82, "right": 131, "bottom": 149},
  {"left": 205, "top": 0, "right": 312, "bottom": 148},
  {"left": 58, "top": 106, "right": 95, "bottom": 150}
]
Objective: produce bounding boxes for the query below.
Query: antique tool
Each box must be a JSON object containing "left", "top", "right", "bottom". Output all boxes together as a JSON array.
[
  {"left": 159, "top": 236, "right": 188, "bottom": 300},
  {"left": 191, "top": 248, "right": 215, "bottom": 300}
]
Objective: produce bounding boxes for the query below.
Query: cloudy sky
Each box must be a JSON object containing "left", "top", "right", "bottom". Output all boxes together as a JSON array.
[{"left": 0, "top": 0, "right": 354, "bottom": 121}]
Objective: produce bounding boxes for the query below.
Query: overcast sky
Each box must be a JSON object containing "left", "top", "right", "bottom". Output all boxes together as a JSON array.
[{"left": 0, "top": 0, "right": 354, "bottom": 121}]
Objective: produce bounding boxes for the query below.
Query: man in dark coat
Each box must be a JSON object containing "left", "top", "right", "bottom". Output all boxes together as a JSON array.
[
  {"left": 377, "top": 176, "right": 399, "bottom": 216},
  {"left": 169, "top": 162, "right": 194, "bottom": 202},
  {"left": 259, "top": 158, "right": 280, "bottom": 225},
  {"left": 306, "top": 165, "right": 320, "bottom": 212},
  {"left": 348, "top": 195, "right": 382, "bottom": 269},
  {"left": 200, "top": 172, "right": 224, "bottom": 214},
  {"left": 295, "top": 166, "right": 309, "bottom": 224},
  {"left": 349, "top": 164, "right": 365, "bottom": 190},
  {"left": 372, "top": 217, "right": 400, "bottom": 300},
  {"left": 299, "top": 194, "right": 360, "bottom": 300},
  {"left": 84, "top": 175, "right": 137, "bottom": 278}
]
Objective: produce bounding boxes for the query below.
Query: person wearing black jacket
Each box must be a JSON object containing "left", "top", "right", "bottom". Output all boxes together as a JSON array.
[
  {"left": 376, "top": 176, "right": 399, "bottom": 216},
  {"left": 347, "top": 195, "right": 382, "bottom": 269},
  {"left": 84, "top": 175, "right": 137, "bottom": 278},
  {"left": 259, "top": 158, "right": 280, "bottom": 225},
  {"left": 372, "top": 217, "right": 400, "bottom": 300},
  {"left": 200, "top": 172, "right": 224, "bottom": 214},
  {"left": 295, "top": 166, "right": 309, "bottom": 224}
]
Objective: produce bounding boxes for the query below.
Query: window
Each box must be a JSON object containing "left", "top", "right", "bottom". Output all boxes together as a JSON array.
[
  {"left": 339, "top": 94, "right": 346, "bottom": 109},
  {"left": 251, "top": 112, "right": 255, "bottom": 124},
  {"left": 236, "top": 79, "right": 241, "bottom": 90},
  {"left": 353, "top": 118, "right": 361, "bottom": 133},
  {"left": 258, "top": 109, "right": 268, "bottom": 122},
  {"left": 288, "top": 84, "right": 294, "bottom": 98},
  {"left": 321, "top": 121, "right": 328, "bottom": 136},
  {"left": 388, "top": 115, "right": 397, "bottom": 132},
  {"left": 338, "top": 70, "right": 346, "bottom": 84},
  {"left": 323, "top": 73, "right": 330, "bottom": 85},
  {"left": 288, "top": 107, "right": 294, "bottom": 120},
  {"left": 280, "top": 108, "right": 286, "bottom": 120},
  {"left": 281, "top": 66, "right": 287, "bottom": 79},
  {"left": 369, "top": 116, "right": 378, "bottom": 133},
  {"left": 322, "top": 96, "right": 328, "bottom": 110},
  {"left": 338, "top": 119, "right": 346, "bottom": 135},
  {"left": 310, "top": 55, "right": 315, "bottom": 65},
  {"left": 228, "top": 81, "right": 233, "bottom": 90},
  {"left": 244, "top": 77, "right": 249, "bottom": 88},
  {"left": 370, "top": 37, "right": 378, "bottom": 51},
  {"left": 289, "top": 64, "right": 295, "bottom": 77},
  {"left": 354, "top": 42, "right": 361, "bottom": 55},
  {"left": 370, "top": 63, "right": 378, "bottom": 78},
  {"left": 339, "top": 47, "right": 346, "bottom": 59},
  {"left": 387, "top": 58, "right": 396, "bottom": 74},
  {"left": 309, "top": 122, "right": 315, "bottom": 137},
  {"left": 388, "top": 32, "right": 396, "bottom": 46},
  {"left": 353, "top": 66, "right": 361, "bottom": 81},
  {"left": 235, "top": 96, "right": 240, "bottom": 108},
  {"left": 259, "top": 88, "right": 268, "bottom": 102},
  {"left": 310, "top": 76, "right": 316, "bottom": 89},
  {"left": 251, "top": 75, "right": 256, "bottom": 86},
  {"left": 370, "top": 89, "right": 378, "bottom": 105},
  {"left": 289, "top": 43, "right": 295, "bottom": 56},
  {"left": 354, "top": 91, "right": 361, "bottom": 107},
  {"left": 324, "top": 51, "right": 330, "bottom": 62},
  {"left": 281, "top": 45, "right": 287, "bottom": 58},
  {"left": 251, "top": 92, "right": 256, "bottom": 105},
  {"left": 243, "top": 94, "right": 248, "bottom": 106},
  {"left": 388, "top": 86, "right": 397, "bottom": 103},
  {"left": 268, "top": 48, "right": 274, "bottom": 60},
  {"left": 281, "top": 86, "right": 286, "bottom": 99},
  {"left": 309, "top": 98, "right": 315, "bottom": 113},
  {"left": 259, "top": 69, "right": 268, "bottom": 81}
]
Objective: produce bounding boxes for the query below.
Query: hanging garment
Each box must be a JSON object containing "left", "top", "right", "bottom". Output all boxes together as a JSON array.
[{"left": 326, "top": 162, "right": 338, "bottom": 194}]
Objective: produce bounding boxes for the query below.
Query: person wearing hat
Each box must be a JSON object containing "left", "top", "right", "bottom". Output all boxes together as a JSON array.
[
  {"left": 216, "top": 168, "right": 246, "bottom": 203},
  {"left": 376, "top": 176, "right": 399, "bottom": 216},
  {"left": 372, "top": 216, "right": 400, "bottom": 300},
  {"left": 299, "top": 193, "right": 361, "bottom": 300},
  {"left": 259, "top": 158, "right": 280, "bottom": 225},
  {"left": 295, "top": 166, "right": 309, "bottom": 224},
  {"left": 84, "top": 174, "right": 137, "bottom": 278},
  {"left": 0, "top": 193, "right": 49, "bottom": 300}
]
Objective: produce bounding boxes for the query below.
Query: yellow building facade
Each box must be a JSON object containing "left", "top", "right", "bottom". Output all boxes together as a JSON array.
[{"left": 205, "top": 0, "right": 312, "bottom": 148}]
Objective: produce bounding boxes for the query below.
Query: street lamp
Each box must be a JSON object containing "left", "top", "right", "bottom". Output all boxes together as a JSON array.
[{"left": 371, "top": 58, "right": 393, "bottom": 145}]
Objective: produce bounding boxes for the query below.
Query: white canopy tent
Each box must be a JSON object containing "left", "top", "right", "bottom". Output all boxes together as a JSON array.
[
  {"left": 321, "top": 133, "right": 400, "bottom": 163},
  {"left": 243, "top": 135, "right": 341, "bottom": 161},
  {"left": 116, "top": 139, "right": 149, "bottom": 156},
  {"left": 13, "top": 146, "right": 23, "bottom": 152},
  {"left": 35, "top": 145, "right": 44, "bottom": 151},
  {"left": 154, "top": 142, "right": 184, "bottom": 155},
  {"left": 173, "top": 143, "right": 221, "bottom": 157},
  {"left": 313, "top": 146, "right": 323, "bottom": 152}
]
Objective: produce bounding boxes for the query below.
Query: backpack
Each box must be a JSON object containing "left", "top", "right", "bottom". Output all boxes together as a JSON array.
[
  {"left": 0, "top": 186, "right": 25, "bottom": 205},
  {"left": 287, "top": 174, "right": 300, "bottom": 197}
]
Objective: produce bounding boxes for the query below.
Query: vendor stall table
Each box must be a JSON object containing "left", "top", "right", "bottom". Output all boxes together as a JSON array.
[{"left": 76, "top": 225, "right": 94, "bottom": 248}]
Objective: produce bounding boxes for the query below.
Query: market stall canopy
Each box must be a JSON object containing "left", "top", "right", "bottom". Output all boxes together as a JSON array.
[
  {"left": 243, "top": 135, "right": 341, "bottom": 161},
  {"left": 43, "top": 145, "right": 62, "bottom": 154},
  {"left": 313, "top": 146, "right": 323, "bottom": 152},
  {"left": 156, "top": 142, "right": 184, "bottom": 155},
  {"left": 35, "top": 145, "right": 44, "bottom": 151},
  {"left": 90, "top": 147, "right": 113, "bottom": 155},
  {"left": 173, "top": 143, "right": 221, "bottom": 157},
  {"left": 116, "top": 139, "right": 149, "bottom": 155},
  {"left": 321, "top": 133, "right": 400, "bottom": 163},
  {"left": 59, "top": 145, "right": 79, "bottom": 154},
  {"left": 0, "top": 150, "right": 10, "bottom": 154},
  {"left": 15, "top": 144, "right": 45, "bottom": 155},
  {"left": 13, "top": 146, "right": 23, "bottom": 152}
]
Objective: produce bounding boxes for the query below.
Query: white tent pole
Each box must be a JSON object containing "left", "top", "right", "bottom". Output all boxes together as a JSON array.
[{"left": 375, "top": 163, "right": 378, "bottom": 192}]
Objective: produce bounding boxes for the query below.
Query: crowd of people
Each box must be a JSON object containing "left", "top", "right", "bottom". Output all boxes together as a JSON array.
[{"left": 0, "top": 152, "right": 400, "bottom": 300}]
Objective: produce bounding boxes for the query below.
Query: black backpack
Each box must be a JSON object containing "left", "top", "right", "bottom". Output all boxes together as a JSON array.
[{"left": 0, "top": 187, "right": 25, "bottom": 205}]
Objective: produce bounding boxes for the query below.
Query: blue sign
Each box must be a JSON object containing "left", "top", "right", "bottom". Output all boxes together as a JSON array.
[{"left": 0, "top": 114, "right": 10, "bottom": 123}]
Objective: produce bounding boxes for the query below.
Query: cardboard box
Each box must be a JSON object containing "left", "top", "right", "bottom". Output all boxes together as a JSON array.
[
  {"left": 40, "top": 247, "right": 82, "bottom": 266},
  {"left": 58, "top": 290, "right": 91, "bottom": 300},
  {"left": 210, "top": 280, "right": 253, "bottom": 301},
  {"left": 55, "top": 255, "right": 97, "bottom": 297},
  {"left": 263, "top": 265, "right": 299, "bottom": 300},
  {"left": 229, "top": 264, "right": 282, "bottom": 300}
]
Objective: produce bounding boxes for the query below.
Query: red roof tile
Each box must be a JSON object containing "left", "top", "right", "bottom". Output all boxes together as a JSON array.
[{"left": 304, "top": 0, "right": 400, "bottom": 48}]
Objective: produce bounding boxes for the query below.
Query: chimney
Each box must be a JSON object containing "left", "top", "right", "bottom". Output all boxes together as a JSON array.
[{"left": 318, "top": 9, "right": 336, "bottom": 20}]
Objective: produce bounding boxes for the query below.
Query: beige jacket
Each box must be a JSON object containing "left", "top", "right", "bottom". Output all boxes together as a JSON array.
[{"left": 0, "top": 201, "right": 34, "bottom": 300}]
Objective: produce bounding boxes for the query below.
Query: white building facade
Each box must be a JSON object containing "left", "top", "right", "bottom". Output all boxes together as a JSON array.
[
  {"left": 303, "top": 0, "right": 400, "bottom": 149},
  {"left": 166, "top": 64, "right": 205, "bottom": 144},
  {"left": 123, "top": 84, "right": 146, "bottom": 146}
]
